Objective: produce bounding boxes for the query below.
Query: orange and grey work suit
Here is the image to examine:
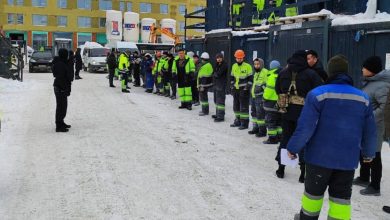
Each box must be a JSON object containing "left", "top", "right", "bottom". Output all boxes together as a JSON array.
[
  {"left": 230, "top": 61, "right": 253, "bottom": 128},
  {"left": 172, "top": 56, "right": 195, "bottom": 107}
]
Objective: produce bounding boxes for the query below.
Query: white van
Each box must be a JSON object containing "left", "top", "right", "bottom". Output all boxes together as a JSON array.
[
  {"left": 82, "top": 47, "right": 110, "bottom": 73},
  {"left": 106, "top": 41, "right": 138, "bottom": 53}
]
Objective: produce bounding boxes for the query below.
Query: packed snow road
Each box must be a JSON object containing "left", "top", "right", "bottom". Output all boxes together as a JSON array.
[{"left": 0, "top": 71, "right": 389, "bottom": 220}]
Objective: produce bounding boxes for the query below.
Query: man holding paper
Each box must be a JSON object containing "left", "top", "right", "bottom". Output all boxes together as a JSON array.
[{"left": 286, "top": 55, "right": 377, "bottom": 220}]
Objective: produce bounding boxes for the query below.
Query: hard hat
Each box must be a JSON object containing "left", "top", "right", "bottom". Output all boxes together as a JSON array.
[
  {"left": 234, "top": 49, "right": 245, "bottom": 59},
  {"left": 156, "top": 51, "right": 162, "bottom": 57},
  {"left": 200, "top": 52, "right": 210, "bottom": 59},
  {"left": 270, "top": 60, "right": 281, "bottom": 69},
  {"left": 145, "top": 53, "right": 152, "bottom": 57},
  {"left": 187, "top": 51, "right": 194, "bottom": 58}
]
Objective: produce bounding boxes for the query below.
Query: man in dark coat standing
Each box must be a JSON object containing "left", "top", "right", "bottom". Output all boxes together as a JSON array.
[
  {"left": 52, "top": 48, "right": 73, "bottom": 132},
  {"left": 275, "top": 50, "right": 323, "bottom": 182},
  {"left": 74, "top": 48, "right": 83, "bottom": 80},
  {"left": 306, "top": 50, "right": 328, "bottom": 82},
  {"left": 106, "top": 48, "right": 117, "bottom": 87}
]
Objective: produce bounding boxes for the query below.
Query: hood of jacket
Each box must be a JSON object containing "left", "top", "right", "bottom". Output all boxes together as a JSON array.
[
  {"left": 364, "top": 69, "right": 390, "bottom": 83},
  {"left": 287, "top": 55, "right": 308, "bottom": 73}
]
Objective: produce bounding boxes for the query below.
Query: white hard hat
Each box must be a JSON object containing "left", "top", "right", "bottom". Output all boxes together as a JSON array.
[
  {"left": 187, "top": 51, "right": 194, "bottom": 58},
  {"left": 200, "top": 52, "right": 210, "bottom": 59}
]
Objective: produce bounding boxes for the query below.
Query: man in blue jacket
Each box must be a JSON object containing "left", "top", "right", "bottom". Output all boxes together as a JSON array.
[{"left": 287, "top": 55, "right": 377, "bottom": 220}]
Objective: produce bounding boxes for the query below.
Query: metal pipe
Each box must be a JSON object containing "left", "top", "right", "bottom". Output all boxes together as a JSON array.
[{"left": 366, "top": 29, "right": 390, "bottom": 35}]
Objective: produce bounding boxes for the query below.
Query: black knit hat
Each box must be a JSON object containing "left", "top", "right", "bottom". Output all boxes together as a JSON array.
[
  {"left": 363, "top": 56, "right": 382, "bottom": 74},
  {"left": 327, "top": 55, "right": 349, "bottom": 77},
  {"left": 216, "top": 53, "right": 224, "bottom": 59}
]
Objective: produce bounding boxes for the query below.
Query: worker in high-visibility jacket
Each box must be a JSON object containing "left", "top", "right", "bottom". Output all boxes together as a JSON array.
[
  {"left": 249, "top": 58, "right": 268, "bottom": 137},
  {"left": 152, "top": 51, "right": 165, "bottom": 95},
  {"left": 230, "top": 49, "right": 253, "bottom": 129},
  {"left": 172, "top": 49, "right": 195, "bottom": 110},
  {"left": 263, "top": 60, "right": 282, "bottom": 144},
  {"left": 197, "top": 52, "right": 214, "bottom": 116},
  {"left": 118, "top": 50, "right": 131, "bottom": 93}
]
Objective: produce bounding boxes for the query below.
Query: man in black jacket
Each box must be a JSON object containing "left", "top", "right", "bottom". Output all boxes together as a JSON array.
[
  {"left": 132, "top": 51, "right": 142, "bottom": 87},
  {"left": 52, "top": 48, "right": 73, "bottom": 132},
  {"left": 306, "top": 49, "right": 328, "bottom": 82},
  {"left": 74, "top": 48, "right": 83, "bottom": 80},
  {"left": 275, "top": 50, "right": 323, "bottom": 182},
  {"left": 107, "top": 48, "right": 117, "bottom": 87},
  {"left": 212, "top": 53, "right": 228, "bottom": 122}
]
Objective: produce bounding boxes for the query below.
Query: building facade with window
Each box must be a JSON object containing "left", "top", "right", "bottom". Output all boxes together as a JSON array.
[{"left": 0, "top": 0, "right": 206, "bottom": 50}]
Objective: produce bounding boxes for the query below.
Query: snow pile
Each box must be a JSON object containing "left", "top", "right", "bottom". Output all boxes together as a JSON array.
[
  {"left": 206, "top": 28, "right": 232, "bottom": 35},
  {"left": 331, "top": 0, "right": 390, "bottom": 26},
  {"left": 231, "top": 30, "right": 259, "bottom": 37},
  {"left": 0, "top": 77, "right": 27, "bottom": 92}
]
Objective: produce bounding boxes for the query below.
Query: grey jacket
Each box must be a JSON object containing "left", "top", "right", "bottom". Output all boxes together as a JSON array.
[{"left": 362, "top": 69, "right": 390, "bottom": 152}]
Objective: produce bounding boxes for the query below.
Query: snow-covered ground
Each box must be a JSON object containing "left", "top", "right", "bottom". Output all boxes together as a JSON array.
[{"left": 0, "top": 71, "right": 389, "bottom": 219}]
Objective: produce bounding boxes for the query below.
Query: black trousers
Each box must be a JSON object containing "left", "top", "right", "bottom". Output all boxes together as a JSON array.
[
  {"left": 232, "top": 88, "right": 250, "bottom": 124},
  {"left": 171, "top": 75, "right": 177, "bottom": 96},
  {"left": 75, "top": 68, "right": 81, "bottom": 77},
  {"left": 214, "top": 89, "right": 226, "bottom": 119},
  {"left": 108, "top": 68, "right": 115, "bottom": 86},
  {"left": 299, "top": 163, "right": 354, "bottom": 220},
  {"left": 133, "top": 70, "right": 141, "bottom": 86},
  {"left": 199, "top": 87, "right": 209, "bottom": 114},
  {"left": 359, "top": 152, "right": 382, "bottom": 190},
  {"left": 55, "top": 89, "right": 68, "bottom": 127},
  {"left": 192, "top": 79, "right": 199, "bottom": 102},
  {"left": 276, "top": 117, "right": 304, "bottom": 166}
]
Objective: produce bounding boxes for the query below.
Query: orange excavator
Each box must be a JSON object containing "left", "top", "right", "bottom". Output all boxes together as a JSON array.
[{"left": 149, "top": 23, "right": 181, "bottom": 46}]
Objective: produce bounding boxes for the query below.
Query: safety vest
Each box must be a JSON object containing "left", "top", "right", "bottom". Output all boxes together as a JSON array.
[
  {"left": 251, "top": 68, "right": 269, "bottom": 98},
  {"left": 172, "top": 56, "right": 195, "bottom": 75},
  {"left": 231, "top": 62, "right": 253, "bottom": 89},
  {"left": 152, "top": 58, "right": 166, "bottom": 75},
  {"left": 118, "top": 53, "right": 129, "bottom": 71},
  {"left": 263, "top": 68, "right": 278, "bottom": 101},
  {"left": 286, "top": 6, "right": 298, "bottom": 17},
  {"left": 197, "top": 61, "right": 214, "bottom": 88}
]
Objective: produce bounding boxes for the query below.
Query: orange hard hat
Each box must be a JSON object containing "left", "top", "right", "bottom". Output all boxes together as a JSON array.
[
  {"left": 234, "top": 49, "right": 245, "bottom": 59},
  {"left": 156, "top": 51, "right": 162, "bottom": 57}
]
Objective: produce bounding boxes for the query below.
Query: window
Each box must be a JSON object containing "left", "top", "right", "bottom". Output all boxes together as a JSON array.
[
  {"left": 57, "top": 16, "right": 67, "bottom": 27},
  {"left": 7, "top": 0, "right": 13, "bottom": 5},
  {"left": 7, "top": 14, "right": 15, "bottom": 24},
  {"left": 160, "top": 4, "right": 168, "bottom": 14},
  {"left": 16, "top": 0, "right": 23, "bottom": 5},
  {"left": 57, "top": 0, "right": 67, "bottom": 8},
  {"left": 119, "top": 1, "right": 125, "bottom": 11},
  {"left": 179, "top": 4, "right": 186, "bottom": 15},
  {"left": 32, "top": 0, "right": 47, "bottom": 7},
  {"left": 78, "top": 0, "right": 91, "bottom": 9},
  {"left": 77, "top": 34, "right": 92, "bottom": 46},
  {"left": 99, "top": 0, "right": 112, "bottom": 10},
  {"left": 78, "top": 17, "right": 91, "bottom": 28},
  {"left": 32, "top": 14, "right": 48, "bottom": 26},
  {"left": 32, "top": 33, "right": 47, "bottom": 50},
  {"left": 179, "top": 22, "right": 185, "bottom": 31},
  {"left": 99, "top": 18, "right": 106, "bottom": 28},
  {"left": 140, "top": 3, "right": 151, "bottom": 13},
  {"left": 127, "top": 2, "right": 132, "bottom": 12},
  {"left": 17, "top": 14, "right": 23, "bottom": 24}
]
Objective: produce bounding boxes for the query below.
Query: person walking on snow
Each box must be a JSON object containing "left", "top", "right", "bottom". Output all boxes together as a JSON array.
[
  {"left": 248, "top": 58, "right": 268, "bottom": 137},
  {"left": 353, "top": 56, "right": 390, "bottom": 196},
  {"left": 230, "top": 49, "right": 253, "bottom": 130},
  {"left": 212, "top": 53, "right": 228, "bottom": 122},
  {"left": 262, "top": 60, "right": 282, "bottom": 144},
  {"left": 107, "top": 48, "right": 117, "bottom": 88},
  {"left": 287, "top": 55, "right": 377, "bottom": 220},
  {"left": 197, "top": 52, "right": 214, "bottom": 116},
  {"left": 74, "top": 48, "right": 83, "bottom": 80}
]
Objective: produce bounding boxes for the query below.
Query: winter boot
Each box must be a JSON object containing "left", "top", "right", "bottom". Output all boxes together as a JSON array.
[
  {"left": 187, "top": 103, "right": 192, "bottom": 110},
  {"left": 179, "top": 103, "right": 187, "bottom": 109},
  {"left": 248, "top": 123, "right": 259, "bottom": 135},
  {"left": 383, "top": 206, "right": 390, "bottom": 214},
  {"left": 238, "top": 120, "right": 249, "bottom": 130},
  {"left": 276, "top": 165, "right": 285, "bottom": 178},
  {"left": 230, "top": 118, "right": 240, "bottom": 127},
  {"left": 199, "top": 111, "right": 208, "bottom": 116},
  {"left": 214, "top": 117, "right": 224, "bottom": 122},
  {"left": 352, "top": 177, "right": 370, "bottom": 187},
  {"left": 360, "top": 186, "right": 380, "bottom": 196},
  {"left": 256, "top": 126, "right": 267, "bottom": 137},
  {"left": 56, "top": 127, "right": 69, "bottom": 132},
  {"left": 263, "top": 136, "right": 278, "bottom": 144},
  {"left": 122, "top": 89, "right": 130, "bottom": 93},
  {"left": 62, "top": 122, "right": 71, "bottom": 129},
  {"left": 211, "top": 115, "right": 217, "bottom": 119}
]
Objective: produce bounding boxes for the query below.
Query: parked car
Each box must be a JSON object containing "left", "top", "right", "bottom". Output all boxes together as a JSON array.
[
  {"left": 29, "top": 51, "right": 53, "bottom": 73},
  {"left": 82, "top": 47, "right": 110, "bottom": 73}
]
